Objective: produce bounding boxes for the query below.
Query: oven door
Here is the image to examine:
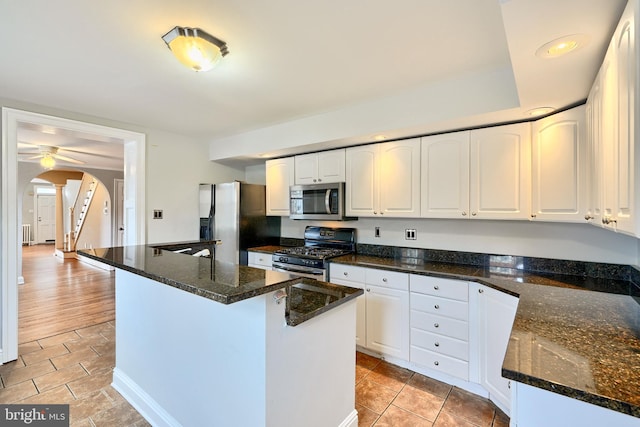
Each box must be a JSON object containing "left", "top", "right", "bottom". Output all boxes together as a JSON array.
[{"left": 272, "top": 262, "right": 326, "bottom": 281}]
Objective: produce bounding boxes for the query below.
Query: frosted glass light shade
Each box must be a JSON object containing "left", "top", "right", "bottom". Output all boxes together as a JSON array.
[
  {"left": 162, "top": 26, "right": 229, "bottom": 72},
  {"left": 40, "top": 154, "right": 55, "bottom": 169}
]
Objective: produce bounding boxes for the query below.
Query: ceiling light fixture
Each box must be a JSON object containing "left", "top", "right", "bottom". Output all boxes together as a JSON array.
[
  {"left": 526, "top": 107, "right": 555, "bottom": 117},
  {"left": 162, "top": 26, "right": 229, "bottom": 72},
  {"left": 40, "top": 153, "right": 56, "bottom": 169},
  {"left": 535, "top": 34, "right": 589, "bottom": 59}
]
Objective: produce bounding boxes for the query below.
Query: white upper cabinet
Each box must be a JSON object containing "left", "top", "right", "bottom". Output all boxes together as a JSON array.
[
  {"left": 469, "top": 123, "right": 531, "bottom": 220},
  {"left": 586, "top": 0, "right": 639, "bottom": 237},
  {"left": 421, "top": 131, "right": 470, "bottom": 218},
  {"left": 531, "top": 106, "right": 587, "bottom": 222},
  {"left": 294, "top": 149, "right": 346, "bottom": 185},
  {"left": 346, "top": 139, "right": 421, "bottom": 217},
  {"left": 266, "top": 157, "right": 294, "bottom": 216}
]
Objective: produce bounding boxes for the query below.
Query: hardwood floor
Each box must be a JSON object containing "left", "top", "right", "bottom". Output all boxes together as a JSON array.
[{"left": 19, "top": 244, "right": 115, "bottom": 344}]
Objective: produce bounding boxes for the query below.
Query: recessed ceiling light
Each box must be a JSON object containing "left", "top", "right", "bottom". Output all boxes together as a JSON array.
[
  {"left": 373, "top": 135, "right": 387, "bottom": 141},
  {"left": 526, "top": 107, "right": 555, "bottom": 117},
  {"left": 535, "top": 34, "right": 589, "bottom": 58}
]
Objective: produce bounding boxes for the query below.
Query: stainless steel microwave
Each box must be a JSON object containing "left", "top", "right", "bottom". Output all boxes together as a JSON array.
[{"left": 289, "top": 182, "right": 355, "bottom": 220}]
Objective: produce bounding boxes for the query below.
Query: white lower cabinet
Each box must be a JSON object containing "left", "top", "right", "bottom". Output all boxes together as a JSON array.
[
  {"left": 329, "top": 264, "right": 409, "bottom": 361},
  {"left": 470, "top": 282, "right": 519, "bottom": 414},
  {"left": 410, "top": 275, "right": 470, "bottom": 381},
  {"left": 248, "top": 251, "right": 273, "bottom": 270}
]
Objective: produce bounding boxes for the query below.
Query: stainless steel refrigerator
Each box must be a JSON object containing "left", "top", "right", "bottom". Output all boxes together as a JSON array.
[{"left": 199, "top": 181, "right": 281, "bottom": 265}]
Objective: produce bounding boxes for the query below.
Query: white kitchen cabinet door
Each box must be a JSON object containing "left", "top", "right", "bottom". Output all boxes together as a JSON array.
[
  {"left": 471, "top": 283, "right": 518, "bottom": 414},
  {"left": 329, "top": 264, "right": 366, "bottom": 347},
  {"left": 248, "top": 251, "right": 272, "bottom": 270},
  {"left": 345, "top": 145, "right": 378, "bottom": 216},
  {"left": 586, "top": 72, "right": 604, "bottom": 227},
  {"left": 294, "top": 149, "right": 346, "bottom": 185},
  {"left": 421, "top": 131, "right": 470, "bottom": 218},
  {"left": 612, "top": 4, "right": 637, "bottom": 236},
  {"left": 601, "top": 41, "right": 618, "bottom": 231},
  {"left": 317, "top": 149, "right": 346, "bottom": 183},
  {"left": 531, "top": 106, "right": 587, "bottom": 222},
  {"left": 346, "top": 139, "right": 420, "bottom": 218},
  {"left": 365, "top": 284, "right": 410, "bottom": 360},
  {"left": 266, "top": 157, "right": 294, "bottom": 216},
  {"left": 379, "top": 139, "right": 421, "bottom": 217},
  {"left": 293, "top": 153, "right": 319, "bottom": 185},
  {"left": 470, "top": 123, "right": 531, "bottom": 220}
]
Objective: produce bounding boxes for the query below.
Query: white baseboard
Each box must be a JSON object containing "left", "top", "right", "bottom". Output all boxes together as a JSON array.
[
  {"left": 339, "top": 409, "right": 358, "bottom": 427},
  {"left": 18, "top": 276, "right": 24, "bottom": 285},
  {"left": 76, "top": 254, "right": 114, "bottom": 271},
  {"left": 112, "top": 368, "right": 181, "bottom": 427}
]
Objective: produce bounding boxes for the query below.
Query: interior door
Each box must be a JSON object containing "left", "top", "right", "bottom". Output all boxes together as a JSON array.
[
  {"left": 114, "top": 179, "right": 124, "bottom": 246},
  {"left": 36, "top": 194, "right": 56, "bottom": 243}
]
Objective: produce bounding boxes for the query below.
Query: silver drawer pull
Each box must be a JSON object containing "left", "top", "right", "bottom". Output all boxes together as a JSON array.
[
  {"left": 433, "top": 285, "right": 439, "bottom": 290},
  {"left": 434, "top": 304, "right": 440, "bottom": 309},
  {"left": 382, "top": 278, "right": 387, "bottom": 283},
  {"left": 434, "top": 342, "right": 440, "bottom": 347},
  {"left": 434, "top": 361, "right": 439, "bottom": 366},
  {"left": 434, "top": 323, "right": 439, "bottom": 328},
  {"left": 343, "top": 272, "right": 348, "bottom": 276}
]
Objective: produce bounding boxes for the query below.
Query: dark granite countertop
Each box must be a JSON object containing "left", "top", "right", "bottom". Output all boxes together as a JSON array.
[
  {"left": 328, "top": 253, "right": 640, "bottom": 418},
  {"left": 76, "top": 245, "right": 362, "bottom": 326}
]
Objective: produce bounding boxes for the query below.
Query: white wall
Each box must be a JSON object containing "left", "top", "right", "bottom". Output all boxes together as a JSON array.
[
  {"left": 144, "top": 130, "right": 245, "bottom": 244},
  {"left": 282, "top": 217, "right": 639, "bottom": 265},
  {"left": 75, "top": 180, "right": 111, "bottom": 250}
]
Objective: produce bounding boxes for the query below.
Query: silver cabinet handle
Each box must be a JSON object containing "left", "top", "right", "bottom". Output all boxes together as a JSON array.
[
  {"left": 366, "top": 288, "right": 370, "bottom": 292},
  {"left": 461, "top": 211, "right": 467, "bottom": 216},
  {"left": 479, "top": 289, "right": 484, "bottom": 293},
  {"left": 434, "top": 323, "right": 439, "bottom": 328},
  {"left": 434, "top": 361, "right": 439, "bottom": 366},
  {"left": 585, "top": 214, "right": 593, "bottom": 220},
  {"left": 343, "top": 271, "right": 348, "bottom": 276},
  {"left": 382, "top": 278, "right": 387, "bottom": 283},
  {"left": 434, "top": 304, "right": 440, "bottom": 309},
  {"left": 433, "top": 285, "right": 439, "bottom": 290},
  {"left": 531, "top": 214, "right": 537, "bottom": 218},
  {"left": 434, "top": 342, "right": 440, "bottom": 347}
]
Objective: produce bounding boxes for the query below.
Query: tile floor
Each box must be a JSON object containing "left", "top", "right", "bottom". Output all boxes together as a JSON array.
[
  {"left": 0, "top": 321, "right": 509, "bottom": 426},
  {"left": 356, "top": 352, "right": 509, "bottom": 426}
]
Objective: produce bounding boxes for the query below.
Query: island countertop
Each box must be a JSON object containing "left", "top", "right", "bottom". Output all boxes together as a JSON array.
[
  {"left": 76, "top": 245, "right": 362, "bottom": 326},
  {"left": 329, "top": 253, "right": 640, "bottom": 419}
]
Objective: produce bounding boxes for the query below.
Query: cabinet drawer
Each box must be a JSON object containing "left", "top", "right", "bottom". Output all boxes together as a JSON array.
[
  {"left": 410, "top": 275, "right": 468, "bottom": 301},
  {"left": 410, "top": 346, "right": 469, "bottom": 381},
  {"left": 411, "top": 293, "right": 468, "bottom": 321},
  {"left": 365, "top": 268, "right": 409, "bottom": 291},
  {"left": 410, "top": 310, "right": 468, "bottom": 341},
  {"left": 329, "top": 264, "right": 365, "bottom": 283},
  {"left": 411, "top": 329, "right": 468, "bottom": 361},
  {"left": 248, "top": 252, "right": 272, "bottom": 267}
]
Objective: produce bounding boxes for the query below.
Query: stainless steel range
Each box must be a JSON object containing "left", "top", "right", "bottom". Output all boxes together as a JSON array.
[{"left": 272, "top": 226, "right": 356, "bottom": 280}]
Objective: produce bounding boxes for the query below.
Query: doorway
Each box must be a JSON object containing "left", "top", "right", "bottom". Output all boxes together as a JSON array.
[{"left": 2, "top": 107, "right": 147, "bottom": 363}]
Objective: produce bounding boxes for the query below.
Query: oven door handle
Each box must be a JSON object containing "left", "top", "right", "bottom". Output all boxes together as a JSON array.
[
  {"left": 273, "top": 265, "right": 324, "bottom": 278},
  {"left": 325, "top": 189, "right": 332, "bottom": 214}
]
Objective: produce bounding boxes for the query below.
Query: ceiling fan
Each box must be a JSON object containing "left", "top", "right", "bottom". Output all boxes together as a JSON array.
[{"left": 18, "top": 144, "right": 85, "bottom": 168}]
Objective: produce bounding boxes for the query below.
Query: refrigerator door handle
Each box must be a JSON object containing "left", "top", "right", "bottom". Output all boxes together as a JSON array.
[{"left": 325, "top": 189, "right": 332, "bottom": 214}]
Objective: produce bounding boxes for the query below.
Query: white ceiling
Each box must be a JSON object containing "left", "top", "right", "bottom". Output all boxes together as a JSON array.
[{"left": 0, "top": 0, "right": 627, "bottom": 169}]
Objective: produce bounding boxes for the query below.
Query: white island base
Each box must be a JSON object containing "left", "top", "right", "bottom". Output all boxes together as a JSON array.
[{"left": 112, "top": 269, "right": 358, "bottom": 427}]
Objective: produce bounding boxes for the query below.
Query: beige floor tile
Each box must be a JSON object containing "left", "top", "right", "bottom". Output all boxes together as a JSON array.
[
  {"left": 90, "top": 399, "right": 146, "bottom": 427},
  {"left": 91, "top": 340, "right": 115, "bottom": 357},
  {"left": 356, "top": 364, "right": 372, "bottom": 384},
  {"left": 22, "top": 343, "right": 69, "bottom": 365},
  {"left": 70, "top": 418, "right": 93, "bottom": 427},
  {"left": 76, "top": 323, "right": 115, "bottom": 339},
  {"left": 70, "top": 389, "right": 117, "bottom": 423},
  {"left": 356, "top": 403, "right": 379, "bottom": 427},
  {"left": 0, "top": 380, "right": 38, "bottom": 403},
  {"left": 18, "top": 341, "right": 42, "bottom": 356},
  {"left": 64, "top": 335, "right": 109, "bottom": 353},
  {"left": 38, "top": 331, "right": 81, "bottom": 348},
  {"left": 81, "top": 354, "right": 115, "bottom": 375},
  {"left": 51, "top": 347, "right": 100, "bottom": 370},
  {"left": 392, "top": 384, "right": 445, "bottom": 422},
  {"left": 441, "top": 387, "right": 495, "bottom": 427},
  {"left": 33, "top": 364, "right": 88, "bottom": 393},
  {"left": 18, "top": 384, "right": 75, "bottom": 404},
  {"left": 434, "top": 410, "right": 480, "bottom": 427},
  {"left": 407, "top": 373, "right": 452, "bottom": 399},
  {"left": 67, "top": 370, "right": 113, "bottom": 398},
  {"left": 1, "top": 359, "right": 56, "bottom": 387},
  {"left": 0, "top": 357, "right": 26, "bottom": 376},
  {"left": 367, "top": 361, "right": 413, "bottom": 392},
  {"left": 356, "top": 352, "right": 381, "bottom": 370},
  {"left": 375, "top": 404, "right": 433, "bottom": 427},
  {"left": 355, "top": 377, "right": 398, "bottom": 413}
]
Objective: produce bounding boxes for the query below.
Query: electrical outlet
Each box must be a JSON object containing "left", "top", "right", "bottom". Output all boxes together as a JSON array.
[
  {"left": 153, "top": 210, "right": 163, "bottom": 219},
  {"left": 375, "top": 226, "right": 380, "bottom": 238},
  {"left": 405, "top": 229, "right": 417, "bottom": 240}
]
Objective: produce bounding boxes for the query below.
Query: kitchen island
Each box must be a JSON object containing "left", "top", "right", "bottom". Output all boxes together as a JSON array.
[{"left": 77, "top": 244, "right": 363, "bottom": 427}]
